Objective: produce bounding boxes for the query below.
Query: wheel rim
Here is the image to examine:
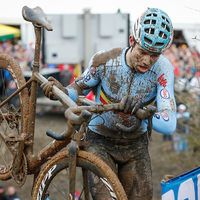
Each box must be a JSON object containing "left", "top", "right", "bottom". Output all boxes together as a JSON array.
[
  {"left": 0, "top": 66, "right": 22, "bottom": 178},
  {"left": 34, "top": 152, "right": 124, "bottom": 200},
  {"left": 0, "top": 54, "right": 29, "bottom": 180}
]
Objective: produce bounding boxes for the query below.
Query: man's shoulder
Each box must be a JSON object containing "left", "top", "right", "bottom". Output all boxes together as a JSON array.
[
  {"left": 152, "top": 54, "right": 174, "bottom": 75},
  {"left": 95, "top": 47, "right": 126, "bottom": 55},
  {"left": 156, "top": 54, "right": 173, "bottom": 68},
  {"left": 91, "top": 47, "right": 126, "bottom": 67}
]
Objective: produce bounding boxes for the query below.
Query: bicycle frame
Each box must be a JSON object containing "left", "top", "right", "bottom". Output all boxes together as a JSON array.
[
  {"left": 0, "top": 24, "right": 78, "bottom": 175},
  {"left": 18, "top": 25, "right": 79, "bottom": 174}
]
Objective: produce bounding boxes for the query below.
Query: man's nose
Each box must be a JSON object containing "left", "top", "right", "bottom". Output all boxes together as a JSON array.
[{"left": 143, "top": 55, "right": 151, "bottom": 66}]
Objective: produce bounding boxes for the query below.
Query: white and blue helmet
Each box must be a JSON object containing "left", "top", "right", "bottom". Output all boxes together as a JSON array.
[{"left": 133, "top": 8, "right": 174, "bottom": 53}]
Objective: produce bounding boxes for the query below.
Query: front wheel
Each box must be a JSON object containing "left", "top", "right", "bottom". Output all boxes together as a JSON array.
[{"left": 32, "top": 151, "right": 127, "bottom": 200}]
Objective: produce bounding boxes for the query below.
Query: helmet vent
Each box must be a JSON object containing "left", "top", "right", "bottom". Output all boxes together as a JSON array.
[
  {"left": 144, "top": 19, "right": 156, "bottom": 25},
  {"left": 159, "top": 31, "right": 167, "bottom": 39},
  {"left": 162, "top": 16, "right": 169, "bottom": 24},
  {"left": 144, "top": 37, "right": 152, "bottom": 44},
  {"left": 162, "top": 23, "right": 170, "bottom": 32},
  {"left": 155, "top": 42, "right": 164, "bottom": 47},
  {"left": 147, "top": 13, "right": 157, "bottom": 17},
  {"left": 145, "top": 28, "right": 155, "bottom": 34}
]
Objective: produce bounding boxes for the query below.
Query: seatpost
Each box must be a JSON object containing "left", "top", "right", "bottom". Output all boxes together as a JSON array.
[{"left": 25, "top": 25, "right": 42, "bottom": 157}]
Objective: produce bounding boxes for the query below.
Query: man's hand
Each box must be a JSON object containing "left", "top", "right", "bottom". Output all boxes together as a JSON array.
[
  {"left": 120, "top": 95, "right": 143, "bottom": 114},
  {"left": 40, "top": 77, "right": 66, "bottom": 100}
]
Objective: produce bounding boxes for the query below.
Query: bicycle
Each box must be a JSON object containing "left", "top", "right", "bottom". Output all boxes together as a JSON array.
[{"left": 0, "top": 6, "right": 156, "bottom": 200}]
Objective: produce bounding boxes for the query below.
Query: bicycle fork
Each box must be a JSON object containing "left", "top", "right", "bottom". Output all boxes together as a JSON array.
[
  {"left": 69, "top": 142, "right": 90, "bottom": 200},
  {"left": 68, "top": 123, "right": 90, "bottom": 200},
  {"left": 69, "top": 140, "right": 77, "bottom": 199}
]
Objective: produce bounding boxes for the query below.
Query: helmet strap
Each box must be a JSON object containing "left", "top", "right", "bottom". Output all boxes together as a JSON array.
[{"left": 131, "top": 41, "right": 136, "bottom": 52}]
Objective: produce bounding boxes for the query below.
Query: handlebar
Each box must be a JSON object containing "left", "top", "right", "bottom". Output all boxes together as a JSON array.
[
  {"left": 65, "top": 102, "right": 156, "bottom": 131},
  {"left": 46, "top": 96, "right": 156, "bottom": 140}
]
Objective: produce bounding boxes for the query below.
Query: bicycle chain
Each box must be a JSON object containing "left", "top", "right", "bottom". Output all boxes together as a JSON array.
[{"left": 12, "top": 153, "right": 27, "bottom": 186}]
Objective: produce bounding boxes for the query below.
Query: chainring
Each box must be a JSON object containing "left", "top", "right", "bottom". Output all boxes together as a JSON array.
[{"left": 12, "top": 153, "right": 27, "bottom": 186}]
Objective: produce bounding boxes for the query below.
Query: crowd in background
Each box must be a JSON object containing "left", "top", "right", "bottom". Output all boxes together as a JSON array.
[
  {"left": 163, "top": 43, "right": 200, "bottom": 96},
  {"left": 1, "top": 38, "right": 200, "bottom": 94},
  {"left": 1, "top": 38, "right": 200, "bottom": 92},
  {"left": 0, "top": 39, "right": 35, "bottom": 71}
]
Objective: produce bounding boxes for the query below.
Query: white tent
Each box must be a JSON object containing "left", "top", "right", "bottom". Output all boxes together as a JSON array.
[{"left": 174, "top": 23, "right": 200, "bottom": 53}]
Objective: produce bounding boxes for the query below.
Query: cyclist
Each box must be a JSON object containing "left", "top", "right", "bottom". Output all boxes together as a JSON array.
[{"left": 41, "top": 8, "right": 176, "bottom": 200}]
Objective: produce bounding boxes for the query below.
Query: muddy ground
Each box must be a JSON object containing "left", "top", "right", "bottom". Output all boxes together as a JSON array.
[{"left": 0, "top": 107, "right": 188, "bottom": 200}]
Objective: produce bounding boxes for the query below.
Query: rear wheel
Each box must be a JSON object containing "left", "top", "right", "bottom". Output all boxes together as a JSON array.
[
  {"left": 32, "top": 151, "right": 128, "bottom": 200},
  {"left": 0, "top": 54, "right": 29, "bottom": 180}
]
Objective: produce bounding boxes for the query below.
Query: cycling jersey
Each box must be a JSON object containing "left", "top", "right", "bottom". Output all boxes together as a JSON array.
[{"left": 66, "top": 47, "right": 177, "bottom": 138}]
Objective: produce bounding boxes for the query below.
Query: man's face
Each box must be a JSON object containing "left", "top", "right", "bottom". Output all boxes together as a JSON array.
[{"left": 128, "top": 42, "right": 161, "bottom": 73}]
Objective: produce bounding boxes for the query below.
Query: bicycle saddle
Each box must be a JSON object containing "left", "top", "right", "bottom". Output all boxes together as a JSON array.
[{"left": 22, "top": 6, "right": 53, "bottom": 31}]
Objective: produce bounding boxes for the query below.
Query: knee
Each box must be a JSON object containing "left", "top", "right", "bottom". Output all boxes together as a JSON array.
[{"left": 127, "top": 181, "right": 153, "bottom": 200}]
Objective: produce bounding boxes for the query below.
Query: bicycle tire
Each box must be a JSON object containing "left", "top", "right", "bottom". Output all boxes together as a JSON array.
[
  {"left": 32, "top": 150, "right": 128, "bottom": 200},
  {"left": 0, "top": 54, "right": 29, "bottom": 180}
]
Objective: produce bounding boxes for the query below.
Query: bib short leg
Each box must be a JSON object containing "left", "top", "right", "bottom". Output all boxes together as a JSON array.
[{"left": 87, "top": 129, "right": 153, "bottom": 200}]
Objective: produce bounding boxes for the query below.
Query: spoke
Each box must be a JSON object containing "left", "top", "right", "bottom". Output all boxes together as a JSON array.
[
  {"left": 57, "top": 171, "right": 68, "bottom": 198},
  {"left": 78, "top": 188, "right": 84, "bottom": 200},
  {"left": 0, "top": 148, "right": 13, "bottom": 179},
  {"left": 50, "top": 182, "right": 68, "bottom": 199},
  {"left": 0, "top": 108, "right": 13, "bottom": 136},
  {"left": 0, "top": 126, "right": 6, "bottom": 141}
]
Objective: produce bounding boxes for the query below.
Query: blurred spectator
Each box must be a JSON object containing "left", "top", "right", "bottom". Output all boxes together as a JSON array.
[
  {"left": 6, "top": 80, "right": 18, "bottom": 106},
  {"left": 0, "top": 185, "right": 7, "bottom": 200},
  {"left": 6, "top": 186, "right": 20, "bottom": 200},
  {"left": 162, "top": 133, "right": 173, "bottom": 151},
  {"left": 174, "top": 69, "right": 188, "bottom": 92},
  {"left": 189, "top": 71, "right": 200, "bottom": 99},
  {"left": 75, "top": 190, "right": 81, "bottom": 200},
  {"left": 59, "top": 64, "right": 73, "bottom": 87},
  {"left": 173, "top": 104, "right": 190, "bottom": 152}
]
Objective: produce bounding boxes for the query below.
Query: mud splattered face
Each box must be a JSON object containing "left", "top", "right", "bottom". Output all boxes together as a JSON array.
[{"left": 127, "top": 43, "right": 161, "bottom": 73}]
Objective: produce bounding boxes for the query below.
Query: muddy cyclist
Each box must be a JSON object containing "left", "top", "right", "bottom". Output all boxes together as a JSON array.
[{"left": 41, "top": 7, "right": 176, "bottom": 200}]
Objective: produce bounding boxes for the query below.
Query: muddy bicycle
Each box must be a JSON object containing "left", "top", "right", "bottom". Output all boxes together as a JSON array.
[{"left": 0, "top": 6, "right": 156, "bottom": 200}]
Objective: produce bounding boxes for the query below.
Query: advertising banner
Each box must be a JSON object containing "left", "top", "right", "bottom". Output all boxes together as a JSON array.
[{"left": 162, "top": 167, "right": 200, "bottom": 200}]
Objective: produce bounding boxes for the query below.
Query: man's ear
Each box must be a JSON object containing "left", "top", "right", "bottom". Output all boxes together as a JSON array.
[{"left": 129, "top": 35, "right": 135, "bottom": 46}]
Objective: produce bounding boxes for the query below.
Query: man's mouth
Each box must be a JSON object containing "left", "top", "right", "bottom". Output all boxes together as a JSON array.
[{"left": 138, "top": 66, "right": 149, "bottom": 73}]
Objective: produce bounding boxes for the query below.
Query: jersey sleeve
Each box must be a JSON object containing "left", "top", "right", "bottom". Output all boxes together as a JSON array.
[
  {"left": 66, "top": 54, "right": 101, "bottom": 102},
  {"left": 151, "top": 57, "right": 177, "bottom": 135}
]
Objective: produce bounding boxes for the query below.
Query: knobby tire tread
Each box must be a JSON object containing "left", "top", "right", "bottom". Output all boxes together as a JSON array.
[
  {"left": 0, "top": 54, "right": 29, "bottom": 180},
  {"left": 32, "top": 150, "right": 128, "bottom": 200}
]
